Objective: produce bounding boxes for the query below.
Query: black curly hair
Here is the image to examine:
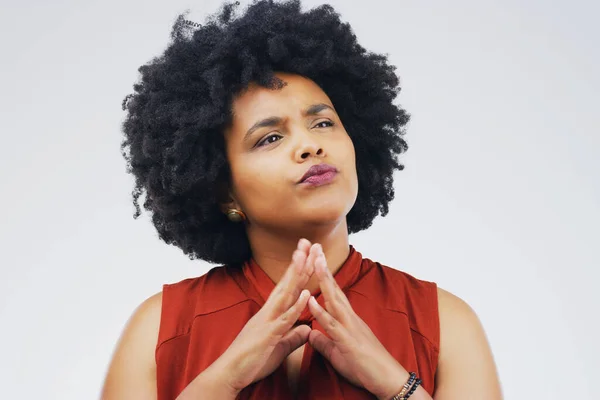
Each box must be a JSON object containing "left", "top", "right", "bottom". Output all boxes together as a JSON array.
[{"left": 120, "top": 0, "right": 410, "bottom": 266}]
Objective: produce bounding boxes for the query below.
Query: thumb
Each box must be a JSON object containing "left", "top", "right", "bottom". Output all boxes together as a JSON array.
[
  {"left": 308, "top": 329, "right": 335, "bottom": 361},
  {"left": 278, "top": 324, "right": 311, "bottom": 358}
]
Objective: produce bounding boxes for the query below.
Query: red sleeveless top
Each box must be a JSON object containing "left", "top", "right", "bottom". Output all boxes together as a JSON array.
[{"left": 156, "top": 246, "right": 439, "bottom": 399}]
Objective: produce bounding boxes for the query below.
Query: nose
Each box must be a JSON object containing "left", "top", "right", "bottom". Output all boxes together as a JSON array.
[{"left": 294, "top": 130, "right": 326, "bottom": 162}]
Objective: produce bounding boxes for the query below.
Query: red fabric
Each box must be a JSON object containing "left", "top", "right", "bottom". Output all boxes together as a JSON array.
[{"left": 156, "top": 246, "right": 439, "bottom": 399}]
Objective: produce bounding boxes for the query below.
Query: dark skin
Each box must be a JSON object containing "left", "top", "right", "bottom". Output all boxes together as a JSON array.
[
  {"left": 219, "top": 72, "right": 432, "bottom": 399},
  {"left": 222, "top": 71, "right": 358, "bottom": 295},
  {"left": 101, "top": 72, "right": 502, "bottom": 400}
]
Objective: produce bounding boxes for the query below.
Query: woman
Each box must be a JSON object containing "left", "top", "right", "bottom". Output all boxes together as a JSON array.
[{"left": 102, "top": 1, "right": 502, "bottom": 399}]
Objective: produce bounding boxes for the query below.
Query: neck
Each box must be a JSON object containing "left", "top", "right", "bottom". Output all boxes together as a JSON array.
[{"left": 246, "top": 219, "right": 351, "bottom": 294}]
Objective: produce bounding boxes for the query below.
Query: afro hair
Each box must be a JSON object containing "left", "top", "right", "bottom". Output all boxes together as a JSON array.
[{"left": 120, "top": 0, "right": 410, "bottom": 266}]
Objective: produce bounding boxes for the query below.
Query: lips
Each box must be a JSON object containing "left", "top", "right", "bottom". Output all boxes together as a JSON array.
[{"left": 299, "top": 163, "right": 338, "bottom": 184}]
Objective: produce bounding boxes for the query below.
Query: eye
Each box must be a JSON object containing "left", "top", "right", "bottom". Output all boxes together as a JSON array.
[
  {"left": 256, "top": 133, "right": 283, "bottom": 147},
  {"left": 313, "top": 120, "right": 335, "bottom": 129}
]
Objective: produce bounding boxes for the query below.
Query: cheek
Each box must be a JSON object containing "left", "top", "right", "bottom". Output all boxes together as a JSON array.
[
  {"left": 341, "top": 136, "right": 357, "bottom": 174},
  {"left": 229, "top": 156, "right": 289, "bottom": 210},
  {"left": 342, "top": 137, "right": 359, "bottom": 199}
]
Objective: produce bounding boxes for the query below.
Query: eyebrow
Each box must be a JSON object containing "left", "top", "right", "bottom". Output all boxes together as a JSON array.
[{"left": 243, "top": 103, "right": 335, "bottom": 142}]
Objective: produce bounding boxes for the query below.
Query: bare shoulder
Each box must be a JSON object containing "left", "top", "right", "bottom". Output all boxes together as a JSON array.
[
  {"left": 100, "top": 291, "right": 163, "bottom": 400},
  {"left": 434, "top": 286, "right": 503, "bottom": 400},
  {"left": 436, "top": 286, "right": 478, "bottom": 325}
]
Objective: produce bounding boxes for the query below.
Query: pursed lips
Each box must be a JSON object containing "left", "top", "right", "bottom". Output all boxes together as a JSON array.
[{"left": 298, "top": 163, "right": 338, "bottom": 185}]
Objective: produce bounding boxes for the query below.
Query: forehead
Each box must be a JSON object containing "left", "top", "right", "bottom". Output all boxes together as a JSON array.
[{"left": 230, "top": 73, "right": 331, "bottom": 122}]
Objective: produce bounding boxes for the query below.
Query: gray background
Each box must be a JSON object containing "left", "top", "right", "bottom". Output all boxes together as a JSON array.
[{"left": 1, "top": 0, "right": 598, "bottom": 398}]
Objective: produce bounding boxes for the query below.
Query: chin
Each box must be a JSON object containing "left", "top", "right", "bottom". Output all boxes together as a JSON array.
[
  {"left": 305, "top": 185, "right": 356, "bottom": 214},
  {"left": 300, "top": 205, "right": 349, "bottom": 226}
]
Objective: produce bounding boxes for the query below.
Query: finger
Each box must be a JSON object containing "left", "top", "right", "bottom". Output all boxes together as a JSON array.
[
  {"left": 273, "top": 289, "right": 311, "bottom": 335},
  {"left": 328, "top": 253, "right": 353, "bottom": 311},
  {"left": 274, "top": 241, "right": 316, "bottom": 307},
  {"left": 264, "top": 241, "right": 311, "bottom": 316},
  {"left": 317, "top": 249, "right": 351, "bottom": 307},
  {"left": 276, "top": 324, "right": 311, "bottom": 358},
  {"left": 303, "top": 242, "right": 320, "bottom": 278},
  {"left": 308, "top": 329, "right": 336, "bottom": 362},
  {"left": 297, "top": 237, "right": 311, "bottom": 254},
  {"left": 307, "top": 295, "right": 347, "bottom": 343},
  {"left": 279, "top": 239, "right": 312, "bottom": 288},
  {"left": 315, "top": 252, "right": 352, "bottom": 323}
]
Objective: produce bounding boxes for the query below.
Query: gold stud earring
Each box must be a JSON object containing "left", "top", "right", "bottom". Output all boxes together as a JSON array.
[{"left": 226, "top": 209, "right": 247, "bottom": 222}]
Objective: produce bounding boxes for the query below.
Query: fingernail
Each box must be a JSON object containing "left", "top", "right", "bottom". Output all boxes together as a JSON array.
[
  {"left": 317, "top": 253, "right": 327, "bottom": 269},
  {"left": 292, "top": 250, "right": 302, "bottom": 263}
]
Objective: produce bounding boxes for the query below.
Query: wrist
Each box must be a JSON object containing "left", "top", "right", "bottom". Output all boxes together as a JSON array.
[
  {"left": 196, "top": 358, "right": 241, "bottom": 399},
  {"left": 205, "top": 360, "right": 241, "bottom": 399},
  {"left": 376, "top": 364, "right": 411, "bottom": 400}
]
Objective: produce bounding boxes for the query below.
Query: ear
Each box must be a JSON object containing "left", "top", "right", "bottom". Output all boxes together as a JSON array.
[
  {"left": 216, "top": 181, "right": 241, "bottom": 214},
  {"left": 219, "top": 198, "right": 239, "bottom": 214}
]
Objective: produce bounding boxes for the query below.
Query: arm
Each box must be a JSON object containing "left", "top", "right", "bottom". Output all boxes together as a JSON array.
[
  {"left": 100, "top": 291, "right": 238, "bottom": 400},
  {"left": 433, "top": 287, "right": 503, "bottom": 400},
  {"left": 100, "top": 291, "right": 162, "bottom": 399},
  {"left": 175, "top": 358, "right": 239, "bottom": 400}
]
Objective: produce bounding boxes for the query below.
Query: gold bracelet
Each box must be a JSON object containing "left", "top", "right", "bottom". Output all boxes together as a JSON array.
[{"left": 391, "top": 372, "right": 417, "bottom": 400}]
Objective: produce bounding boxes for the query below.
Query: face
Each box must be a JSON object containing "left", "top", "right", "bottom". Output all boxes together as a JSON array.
[{"left": 223, "top": 72, "right": 358, "bottom": 232}]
